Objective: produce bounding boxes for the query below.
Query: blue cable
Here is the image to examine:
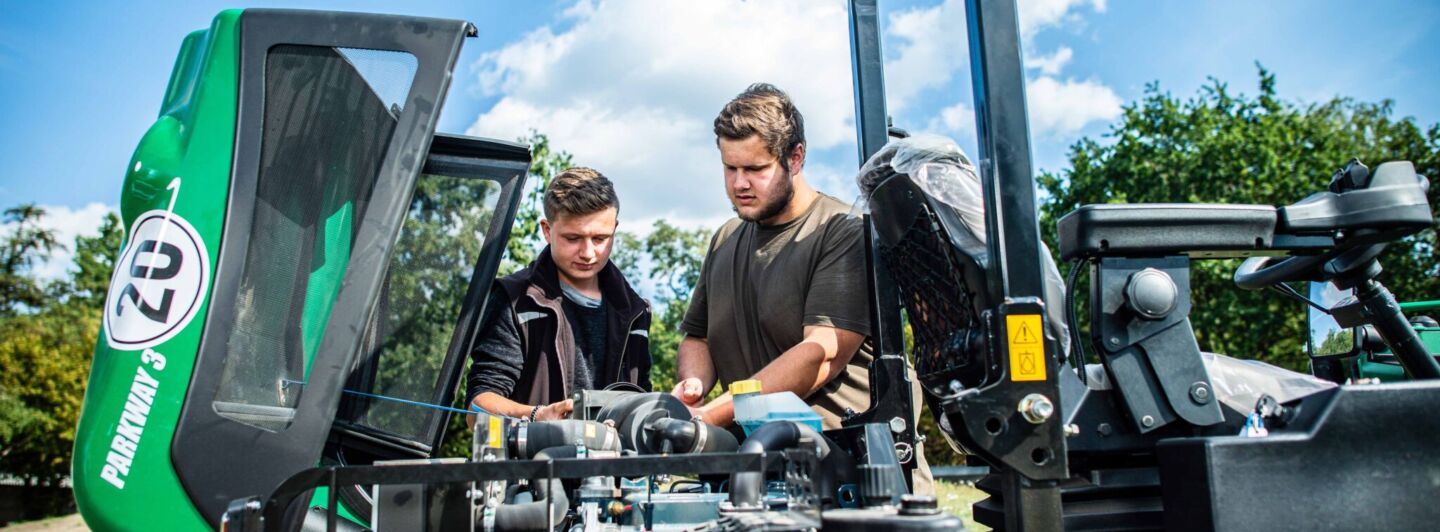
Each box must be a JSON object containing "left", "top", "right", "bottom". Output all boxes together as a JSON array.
[
  {"left": 340, "top": 388, "right": 476, "bottom": 415},
  {"left": 285, "top": 378, "right": 519, "bottom": 419}
]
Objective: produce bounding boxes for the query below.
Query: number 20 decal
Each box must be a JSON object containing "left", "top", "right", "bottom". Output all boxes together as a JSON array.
[{"left": 103, "top": 208, "right": 211, "bottom": 351}]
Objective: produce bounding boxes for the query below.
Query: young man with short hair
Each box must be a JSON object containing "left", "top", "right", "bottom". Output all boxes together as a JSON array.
[
  {"left": 466, "top": 167, "right": 651, "bottom": 421},
  {"left": 673, "top": 82, "right": 872, "bottom": 428},
  {"left": 673, "top": 83, "right": 931, "bottom": 491}
]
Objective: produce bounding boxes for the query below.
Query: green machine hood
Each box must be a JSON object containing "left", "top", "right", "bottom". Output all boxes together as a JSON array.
[{"left": 72, "top": 9, "right": 528, "bottom": 530}]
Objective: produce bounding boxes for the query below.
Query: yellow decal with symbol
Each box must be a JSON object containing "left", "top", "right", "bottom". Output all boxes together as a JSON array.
[{"left": 1006, "top": 314, "right": 1046, "bottom": 382}]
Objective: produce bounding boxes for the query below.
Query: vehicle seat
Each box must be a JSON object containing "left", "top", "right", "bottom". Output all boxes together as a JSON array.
[{"left": 858, "top": 135, "right": 1070, "bottom": 394}]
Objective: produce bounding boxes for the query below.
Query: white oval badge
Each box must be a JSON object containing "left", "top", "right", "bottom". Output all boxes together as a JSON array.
[{"left": 104, "top": 210, "right": 212, "bottom": 351}]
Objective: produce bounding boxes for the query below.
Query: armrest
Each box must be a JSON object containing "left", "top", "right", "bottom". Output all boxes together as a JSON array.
[{"left": 1057, "top": 204, "right": 1280, "bottom": 261}]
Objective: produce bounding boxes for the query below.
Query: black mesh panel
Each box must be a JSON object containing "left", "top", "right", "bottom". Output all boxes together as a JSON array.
[{"left": 881, "top": 205, "right": 989, "bottom": 390}]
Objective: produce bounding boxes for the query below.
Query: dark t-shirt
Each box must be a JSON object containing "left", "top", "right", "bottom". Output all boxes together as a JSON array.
[
  {"left": 681, "top": 193, "right": 874, "bottom": 429},
  {"left": 561, "top": 286, "right": 607, "bottom": 392}
]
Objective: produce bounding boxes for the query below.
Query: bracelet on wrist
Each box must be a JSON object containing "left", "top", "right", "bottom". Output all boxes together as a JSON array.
[{"left": 529, "top": 404, "right": 541, "bottom": 422}]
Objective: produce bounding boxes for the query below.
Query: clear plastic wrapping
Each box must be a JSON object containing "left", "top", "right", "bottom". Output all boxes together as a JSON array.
[
  {"left": 857, "top": 134, "right": 1071, "bottom": 357},
  {"left": 1202, "top": 352, "right": 1337, "bottom": 413}
]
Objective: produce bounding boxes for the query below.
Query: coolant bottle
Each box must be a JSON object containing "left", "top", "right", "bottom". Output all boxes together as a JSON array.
[{"left": 730, "top": 379, "right": 824, "bottom": 436}]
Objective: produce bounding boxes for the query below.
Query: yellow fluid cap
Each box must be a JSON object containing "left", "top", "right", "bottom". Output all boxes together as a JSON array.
[{"left": 730, "top": 379, "right": 763, "bottom": 396}]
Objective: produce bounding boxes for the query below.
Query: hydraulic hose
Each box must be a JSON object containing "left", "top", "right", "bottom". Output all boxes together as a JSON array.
[
  {"left": 510, "top": 420, "right": 620, "bottom": 459},
  {"left": 493, "top": 446, "right": 575, "bottom": 531},
  {"left": 729, "top": 421, "right": 831, "bottom": 509}
]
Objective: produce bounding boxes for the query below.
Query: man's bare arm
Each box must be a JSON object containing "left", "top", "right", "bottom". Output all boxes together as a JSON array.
[
  {"left": 699, "top": 325, "right": 865, "bottom": 426},
  {"left": 673, "top": 335, "right": 716, "bottom": 405}
]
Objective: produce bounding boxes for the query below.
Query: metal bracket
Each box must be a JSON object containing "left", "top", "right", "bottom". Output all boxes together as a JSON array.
[{"left": 1092, "top": 257, "right": 1224, "bottom": 432}]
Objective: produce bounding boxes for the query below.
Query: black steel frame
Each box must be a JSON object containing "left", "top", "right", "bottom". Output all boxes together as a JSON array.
[
  {"left": 845, "top": 0, "right": 922, "bottom": 491},
  {"left": 252, "top": 452, "right": 790, "bottom": 532},
  {"left": 962, "top": 0, "right": 1068, "bottom": 529},
  {"left": 850, "top": 1, "right": 1069, "bottom": 528},
  {"left": 330, "top": 133, "right": 530, "bottom": 456}
]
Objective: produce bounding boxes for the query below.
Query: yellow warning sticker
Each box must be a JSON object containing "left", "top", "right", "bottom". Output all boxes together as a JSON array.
[
  {"left": 487, "top": 415, "right": 503, "bottom": 449},
  {"left": 1006, "top": 314, "right": 1046, "bottom": 382}
]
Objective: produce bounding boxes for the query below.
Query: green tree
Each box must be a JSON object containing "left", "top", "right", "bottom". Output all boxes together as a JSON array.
[
  {"left": 503, "top": 131, "right": 574, "bottom": 274},
  {"left": 1317, "top": 329, "right": 1356, "bottom": 356},
  {"left": 0, "top": 208, "right": 118, "bottom": 490},
  {"left": 63, "top": 213, "right": 123, "bottom": 308},
  {"left": 1038, "top": 66, "right": 1440, "bottom": 370},
  {"left": 0, "top": 303, "right": 98, "bottom": 487},
  {"left": 0, "top": 204, "right": 61, "bottom": 315},
  {"left": 636, "top": 221, "right": 710, "bottom": 393}
]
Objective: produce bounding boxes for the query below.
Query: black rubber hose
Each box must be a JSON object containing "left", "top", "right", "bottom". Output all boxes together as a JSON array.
[
  {"left": 510, "top": 420, "right": 620, "bottom": 459},
  {"left": 642, "top": 418, "right": 739, "bottom": 454},
  {"left": 692, "top": 421, "right": 740, "bottom": 453},
  {"left": 493, "top": 446, "right": 574, "bottom": 531},
  {"left": 729, "top": 421, "right": 830, "bottom": 508}
]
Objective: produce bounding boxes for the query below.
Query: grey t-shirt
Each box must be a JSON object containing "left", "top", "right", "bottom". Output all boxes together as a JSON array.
[{"left": 681, "top": 193, "right": 874, "bottom": 429}]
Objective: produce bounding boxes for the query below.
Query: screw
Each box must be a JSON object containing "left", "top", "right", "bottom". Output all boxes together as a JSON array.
[
  {"left": 949, "top": 380, "right": 964, "bottom": 394},
  {"left": 1065, "top": 424, "right": 1080, "bottom": 437},
  {"left": 1096, "top": 423, "right": 1113, "bottom": 436},
  {"left": 1018, "top": 394, "right": 1055, "bottom": 424},
  {"left": 1108, "top": 337, "right": 1121, "bottom": 346},
  {"left": 1141, "top": 415, "right": 1155, "bottom": 428}
]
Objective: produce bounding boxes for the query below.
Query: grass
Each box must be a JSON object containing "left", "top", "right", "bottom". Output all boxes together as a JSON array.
[
  {"left": 934, "top": 480, "right": 990, "bottom": 531},
  {"left": 1, "top": 513, "right": 88, "bottom": 531}
]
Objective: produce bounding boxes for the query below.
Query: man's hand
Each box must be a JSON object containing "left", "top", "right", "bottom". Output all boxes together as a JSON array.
[
  {"left": 672, "top": 377, "right": 707, "bottom": 406},
  {"left": 533, "top": 399, "right": 573, "bottom": 421}
]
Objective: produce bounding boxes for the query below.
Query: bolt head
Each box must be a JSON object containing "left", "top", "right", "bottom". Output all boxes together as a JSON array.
[
  {"left": 1189, "top": 382, "right": 1212, "bottom": 405},
  {"left": 1141, "top": 415, "right": 1155, "bottom": 427},
  {"left": 1018, "top": 393, "right": 1055, "bottom": 424},
  {"left": 889, "top": 416, "right": 908, "bottom": 433}
]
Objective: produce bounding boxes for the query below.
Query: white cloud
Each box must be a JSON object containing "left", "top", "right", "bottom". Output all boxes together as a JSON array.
[
  {"left": 1025, "top": 76, "right": 1122, "bottom": 136},
  {"left": 925, "top": 102, "right": 976, "bottom": 138},
  {"left": 886, "top": 0, "right": 1117, "bottom": 138},
  {"left": 1025, "top": 46, "right": 1073, "bottom": 76},
  {"left": 882, "top": 0, "right": 970, "bottom": 114},
  {"left": 0, "top": 202, "right": 116, "bottom": 282},
  {"left": 466, "top": 0, "right": 857, "bottom": 225},
  {"left": 1017, "top": 0, "right": 1106, "bottom": 39}
]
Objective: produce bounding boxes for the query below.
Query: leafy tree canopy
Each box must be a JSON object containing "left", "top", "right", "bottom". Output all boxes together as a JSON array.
[{"left": 1038, "top": 66, "right": 1439, "bottom": 370}]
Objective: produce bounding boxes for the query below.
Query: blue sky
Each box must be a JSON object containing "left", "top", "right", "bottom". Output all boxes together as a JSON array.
[{"left": 2, "top": 0, "right": 1437, "bottom": 277}]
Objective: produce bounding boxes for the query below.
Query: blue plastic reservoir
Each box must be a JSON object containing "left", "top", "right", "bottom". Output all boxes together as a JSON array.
[{"left": 730, "top": 379, "right": 824, "bottom": 436}]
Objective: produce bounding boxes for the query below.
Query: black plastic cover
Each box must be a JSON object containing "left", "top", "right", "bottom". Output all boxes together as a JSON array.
[
  {"left": 1056, "top": 204, "right": 1279, "bottom": 261},
  {"left": 1280, "top": 161, "right": 1433, "bottom": 233},
  {"left": 1157, "top": 382, "right": 1440, "bottom": 530}
]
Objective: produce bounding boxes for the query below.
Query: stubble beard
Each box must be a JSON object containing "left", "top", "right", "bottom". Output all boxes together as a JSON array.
[{"left": 735, "top": 168, "right": 795, "bottom": 224}]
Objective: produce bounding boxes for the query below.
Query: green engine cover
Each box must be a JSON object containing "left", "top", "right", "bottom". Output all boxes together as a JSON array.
[{"left": 72, "top": 10, "right": 241, "bottom": 532}]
